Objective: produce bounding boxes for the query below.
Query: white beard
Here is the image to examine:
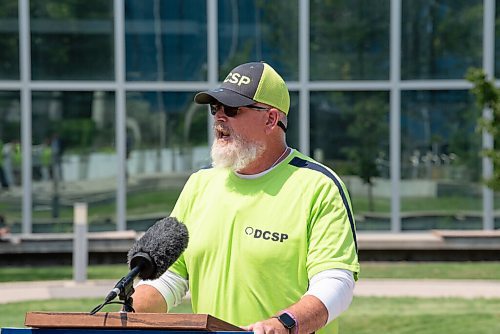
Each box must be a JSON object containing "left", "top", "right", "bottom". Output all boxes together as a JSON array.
[{"left": 211, "top": 128, "right": 265, "bottom": 172}]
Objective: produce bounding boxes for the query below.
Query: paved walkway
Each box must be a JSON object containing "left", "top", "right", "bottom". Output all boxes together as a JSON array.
[{"left": 1, "top": 279, "right": 500, "bottom": 304}]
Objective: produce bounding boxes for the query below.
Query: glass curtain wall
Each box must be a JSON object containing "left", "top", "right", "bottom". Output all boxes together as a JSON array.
[
  {"left": 124, "top": 0, "right": 209, "bottom": 229},
  {"left": 401, "top": 0, "right": 482, "bottom": 80},
  {"left": 310, "top": 0, "right": 390, "bottom": 80},
  {"left": 31, "top": 91, "right": 116, "bottom": 232},
  {"left": 124, "top": 91, "right": 207, "bottom": 227},
  {"left": 218, "top": 0, "right": 299, "bottom": 80},
  {"left": 125, "top": 0, "right": 207, "bottom": 81},
  {"left": 495, "top": 0, "right": 500, "bottom": 228},
  {"left": 31, "top": 0, "right": 114, "bottom": 80},
  {"left": 28, "top": 1, "right": 116, "bottom": 232},
  {"left": 0, "top": 1, "right": 20, "bottom": 232},
  {"left": 0, "top": 92, "right": 21, "bottom": 231},
  {"left": 309, "top": 0, "right": 391, "bottom": 230},
  {"left": 496, "top": 0, "right": 500, "bottom": 78},
  {"left": 400, "top": 91, "right": 481, "bottom": 229},
  {"left": 0, "top": 1, "right": 19, "bottom": 79},
  {"left": 1, "top": 0, "right": 497, "bottom": 233},
  {"left": 401, "top": 0, "right": 484, "bottom": 230}
]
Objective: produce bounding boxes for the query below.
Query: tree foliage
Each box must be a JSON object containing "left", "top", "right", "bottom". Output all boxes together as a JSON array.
[
  {"left": 466, "top": 68, "right": 500, "bottom": 190},
  {"left": 343, "top": 94, "right": 388, "bottom": 211},
  {"left": 344, "top": 96, "right": 388, "bottom": 185}
]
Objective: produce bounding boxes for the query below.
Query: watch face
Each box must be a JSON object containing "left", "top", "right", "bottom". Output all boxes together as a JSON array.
[{"left": 279, "top": 313, "right": 296, "bottom": 329}]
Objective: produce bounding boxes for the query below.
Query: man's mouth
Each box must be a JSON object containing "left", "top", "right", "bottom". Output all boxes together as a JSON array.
[{"left": 215, "top": 124, "right": 232, "bottom": 140}]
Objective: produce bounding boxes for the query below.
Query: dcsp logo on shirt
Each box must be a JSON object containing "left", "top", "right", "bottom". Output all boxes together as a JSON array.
[{"left": 244, "top": 226, "right": 288, "bottom": 242}]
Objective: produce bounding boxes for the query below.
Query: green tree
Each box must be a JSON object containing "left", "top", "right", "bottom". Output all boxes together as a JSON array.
[
  {"left": 344, "top": 95, "right": 388, "bottom": 211},
  {"left": 309, "top": 0, "right": 390, "bottom": 80},
  {"left": 402, "top": 0, "right": 482, "bottom": 79},
  {"left": 466, "top": 68, "right": 500, "bottom": 190},
  {"left": 30, "top": 0, "right": 114, "bottom": 80},
  {"left": 0, "top": 0, "right": 19, "bottom": 79}
]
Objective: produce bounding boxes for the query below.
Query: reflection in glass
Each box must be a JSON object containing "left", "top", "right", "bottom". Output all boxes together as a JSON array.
[
  {"left": 402, "top": 0, "right": 482, "bottom": 80},
  {"left": 125, "top": 0, "right": 207, "bottom": 81},
  {"left": 401, "top": 90, "right": 481, "bottom": 229},
  {"left": 31, "top": 91, "right": 116, "bottom": 232},
  {"left": 218, "top": 0, "right": 298, "bottom": 81},
  {"left": 310, "top": 0, "right": 390, "bottom": 80},
  {"left": 0, "top": 1, "right": 19, "bottom": 79},
  {"left": 0, "top": 92, "right": 21, "bottom": 233},
  {"left": 496, "top": 0, "right": 500, "bottom": 78},
  {"left": 125, "top": 92, "right": 208, "bottom": 224},
  {"left": 285, "top": 92, "right": 299, "bottom": 150},
  {"left": 31, "top": 0, "right": 114, "bottom": 80},
  {"left": 310, "top": 91, "right": 390, "bottom": 229}
]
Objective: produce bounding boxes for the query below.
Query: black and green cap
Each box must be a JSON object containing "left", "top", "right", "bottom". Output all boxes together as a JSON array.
[{"left": 194, "top": 62, "right": 290, "bottom": 115}]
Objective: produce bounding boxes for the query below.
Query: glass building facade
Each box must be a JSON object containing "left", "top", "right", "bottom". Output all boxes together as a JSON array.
[{"left": 0, "top": 0, "right": 498, "bottom": 234}]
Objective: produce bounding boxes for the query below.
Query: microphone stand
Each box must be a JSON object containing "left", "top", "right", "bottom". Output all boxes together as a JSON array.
[
  {"left": 116, "top": 267, "right": 139, "bottom": 312},
  {"left": 90, "top": 265, "right": 142, "bottom": 314},
  {"left": 90, "top": 252, "right": 155, "bottom": 314}
]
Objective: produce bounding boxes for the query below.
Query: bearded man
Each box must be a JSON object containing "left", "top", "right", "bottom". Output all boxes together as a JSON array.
[{"left": 133, "top": 62, "right": 360, "bottom": 334}]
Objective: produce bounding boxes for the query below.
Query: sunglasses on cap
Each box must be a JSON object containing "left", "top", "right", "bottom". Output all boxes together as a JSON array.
[{"left": 209, "top": 103, "right": 287, "bottom": 133}]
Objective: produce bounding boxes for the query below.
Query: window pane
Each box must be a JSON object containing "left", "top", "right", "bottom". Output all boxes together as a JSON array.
[
  {"left": 31, "top": 91, "right": 116, "bottom": 232},
  {"left": 125, "top": 91, "right": 208, "bottom": 223},
  {"left": 496, "top": 0, "right": 500, "bottom": 78},
  {"left": 310, "top": 0, "right": 390, "bottom": 80},
  {"left": 31, "top": 0, "right": 114, "bottom": 80},
  {"left": 218, "top": 0, "right": 298, "bottom": 81},
  {"left": 0, "top": 1, "right": 19, "bottom": 79},
  {"left": 0, "top": 91, "right": 21, "bottom": 233},
  {"left": 125, "top": 0, "right": 207, "bottom": 81},
  {"left": 310, "top": 91, "right": 390, "bottom": 230},
  {"left": 401, "top": 90, "right": 481, "bottom": 230},
  {"left": 286, "top": 91, "right": 299, "bottom": 150},
  {"left": 402, "top": 0, "right": 482, "bottom": 80}
]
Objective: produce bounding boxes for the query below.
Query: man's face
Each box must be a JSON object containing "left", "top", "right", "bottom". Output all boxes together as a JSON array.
[{"left": 210, "top": 104, "right": 269, "bottom": 171}]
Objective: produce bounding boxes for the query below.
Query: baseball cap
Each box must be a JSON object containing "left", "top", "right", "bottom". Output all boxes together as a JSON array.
[{"left": 194, "top": 62, "right": 290, "bottom": 114}]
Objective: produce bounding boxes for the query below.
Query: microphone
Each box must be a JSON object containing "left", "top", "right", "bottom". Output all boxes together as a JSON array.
[{"left": 102, "top": 217, "right": 189, "bottom": 306}]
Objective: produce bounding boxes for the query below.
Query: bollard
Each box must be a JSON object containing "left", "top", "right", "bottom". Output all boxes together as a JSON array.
[{"left": 73, "top": 202, "right": 88, "bottom": 283}]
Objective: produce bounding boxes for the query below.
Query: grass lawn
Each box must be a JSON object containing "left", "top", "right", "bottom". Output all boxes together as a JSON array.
[
  {"left": 349, "top": 195, "right": 484, "bottom": 213},
  {"left": 3, "top": 191, "right": 494, "bottom": 223},
  {"left": 1, "top": 262, "right": 499, "bottom": 283},
  {"left": 340, "top": 297, "right": 500, "bottom": 334},
  {"left": 0, "top": 187, "right": 180, "bottom": 222},
  {"left": 1, "top": 297, "right": 499, "bottom": 333},
  {"left": 0, "top": 265, "right": 129, "bottom": 282},
  {"left": 359, "top": 261, "right": 500, "bottom": 280}
]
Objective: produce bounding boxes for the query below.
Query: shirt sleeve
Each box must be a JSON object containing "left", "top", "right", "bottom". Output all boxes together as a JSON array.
[
  {"left": 136, "top": 270, "right": 189, "bottom": 309},
  {"left": 304, "top": 268, "right": 355, "bottom": 323},
  {"left": 306, "top": 180, "right": 360, "bottom": 279}
]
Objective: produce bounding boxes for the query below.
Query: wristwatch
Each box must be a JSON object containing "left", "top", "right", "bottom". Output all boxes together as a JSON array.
[{"left": 274, "top": 311, "right": 297, "bottom": 333}]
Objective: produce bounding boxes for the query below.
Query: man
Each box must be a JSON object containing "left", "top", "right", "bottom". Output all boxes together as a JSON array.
[{"left": 133, "top": 62, "right": 359, "bottom": 334}]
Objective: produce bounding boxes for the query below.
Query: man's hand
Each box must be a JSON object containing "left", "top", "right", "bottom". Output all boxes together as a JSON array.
[
  {"left": 242, "top": 295, "right": 328, "bottom": 334},
  {"left": 242, "top": 317, "right": 288, "bottom": 334}
]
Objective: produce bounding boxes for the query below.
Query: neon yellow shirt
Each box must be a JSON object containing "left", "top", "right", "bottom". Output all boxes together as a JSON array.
[{"left": 170, "top": 150, "right": 359, "bottom": 333}]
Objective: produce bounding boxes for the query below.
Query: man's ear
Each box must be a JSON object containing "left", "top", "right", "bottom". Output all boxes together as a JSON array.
[{"left": 265, "top": 108, "right": 279, "bottom": 133}]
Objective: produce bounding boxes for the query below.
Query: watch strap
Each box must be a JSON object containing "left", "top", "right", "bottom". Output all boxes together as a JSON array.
[{"left": 275, "top": 311, "right": 298, "bottom": 334}]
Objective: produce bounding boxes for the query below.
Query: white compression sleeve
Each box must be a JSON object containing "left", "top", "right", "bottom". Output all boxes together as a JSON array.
[
  {"left": 304, "top": 269, "right": 355, "bottom": 323},
  {"left": 135, "top": 270, "right": 189, "bottom": 308}
]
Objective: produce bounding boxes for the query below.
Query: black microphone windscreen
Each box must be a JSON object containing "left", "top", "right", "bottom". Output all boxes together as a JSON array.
[{"left": 127, "top": 217, "right": 189, "bottom": 280}]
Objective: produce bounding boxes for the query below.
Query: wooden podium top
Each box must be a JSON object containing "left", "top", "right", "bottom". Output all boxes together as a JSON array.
[{"left": 25, "top": 312, "right": 244, "bottom": 332}]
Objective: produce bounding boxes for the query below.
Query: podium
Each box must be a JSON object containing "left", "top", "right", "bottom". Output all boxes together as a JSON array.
[{"left": 1, "top": 312, "right": 246, "bottom": 334}]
